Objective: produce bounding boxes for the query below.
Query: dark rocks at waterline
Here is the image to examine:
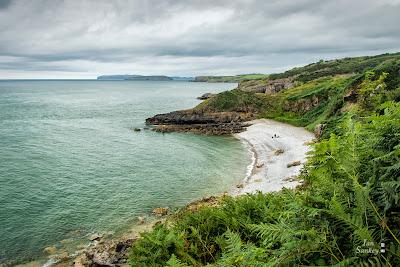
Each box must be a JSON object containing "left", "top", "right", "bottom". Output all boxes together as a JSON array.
[
  {"left": 146, "top": 110, "right": 250, "bottom": 125},
  {"left": 89, "top": 233, "right": 103, "bottom": 241},
  {"left": 152, "top": 207, "right": 170, "bottom": 216},
  {"left": 146, "top": 110, "right": 254, "bottom": 135},
  {"left": 197, "top": 93, "right": 215, "bottom": 100},
  {"left": 73, "top": 236, "right": 138, "bottom": 267},
  {"left": 153, "top": 122, "right": 249, "bottom": 135}
]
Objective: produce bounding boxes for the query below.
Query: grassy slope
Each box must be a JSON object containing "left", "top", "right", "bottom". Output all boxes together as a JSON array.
[
  {"left": 130, "top": 53, "right": 400, "bottom": 266},
  {"left": 270, "top": 52, "right": 400, "bottom": 83}
]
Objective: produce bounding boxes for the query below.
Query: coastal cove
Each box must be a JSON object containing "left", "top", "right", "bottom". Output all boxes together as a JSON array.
[
  {"left": 0, "top": 80, "right": 250, "bottom": 266},
  {"left": 49, "top": 118, "right": 316, "bottom": 267}
]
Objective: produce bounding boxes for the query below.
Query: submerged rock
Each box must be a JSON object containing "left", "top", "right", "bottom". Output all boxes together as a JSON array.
[
  {"left": 137, "top": 216, "right": 145, "bottom": 224},
  {"left": 43, "top": 246, "right": 57, "bottom": 255},
  {"left": 56, "top": 251, "right": 71, "bottom": 262},
  {"left": 89, "top": 233, "right": 103, "bottom": 241}
]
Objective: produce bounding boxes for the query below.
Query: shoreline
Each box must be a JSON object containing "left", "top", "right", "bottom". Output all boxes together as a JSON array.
[
  {"left": 232, "top": 119, "right": 315, "bottom": 195},
  {"left": 20, "top": 119, "right": 315, "bottom": 267}
]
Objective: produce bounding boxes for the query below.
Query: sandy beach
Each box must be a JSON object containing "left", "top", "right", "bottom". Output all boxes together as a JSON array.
[{"left": 233, "top": 119, "right": 315, "bottom": 195}]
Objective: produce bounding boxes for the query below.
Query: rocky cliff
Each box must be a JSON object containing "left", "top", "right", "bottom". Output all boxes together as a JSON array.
[
  {"left": 238, "top": 77, "right": 294, "bottom": 93},
  {"left": 146, "top": 110, "right": 254, "bottom": 135}
]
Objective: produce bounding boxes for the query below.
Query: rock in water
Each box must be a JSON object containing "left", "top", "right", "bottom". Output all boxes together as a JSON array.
[
  {"left": 274, "top": 149, "right": 284, "bottom": 155},
  {"left": 137, "top": 216, "right": 145, "bottom": 224},
  {"left": 152, "top": 207, "right": 169, "bottom": 216},
  {"left": 43, "top": 246, "right": 57, "bottom": 255},
  {"left": 84, "top": 237, "right": 136, "bottom": 266},
  {"left": 89, "top": 233, "right": 103, "bottom": 241}
]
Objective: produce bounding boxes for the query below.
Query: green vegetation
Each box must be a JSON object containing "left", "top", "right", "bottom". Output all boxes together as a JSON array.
[
  {"left": 260, "top": 75, "right": 353, "bottom": 131},
  {"left": 270, "top": 52, "right": 400, "bottom": 83},
  {"left": 194, "top": 74, "right": 268, "bottom": 83},
  {"left": 195, "top": 89, "right": 267, "bottom": 113},
  {"left": 130, "top": 54, "right": 400, "bottom": 266}
]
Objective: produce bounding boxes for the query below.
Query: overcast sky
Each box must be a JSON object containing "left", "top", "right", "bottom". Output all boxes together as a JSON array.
[{"left": 0, "top": 0, "right": 399, "bottom": 79}]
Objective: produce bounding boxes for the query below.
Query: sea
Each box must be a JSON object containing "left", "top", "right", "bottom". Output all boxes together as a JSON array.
[{"left": 0, "top": 80, "right": 250, "bottom": 266}]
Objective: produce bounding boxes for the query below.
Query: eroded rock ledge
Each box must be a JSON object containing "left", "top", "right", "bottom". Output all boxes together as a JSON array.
[{"left": 146, "top": 110, "right": 255, "bottom": 135}]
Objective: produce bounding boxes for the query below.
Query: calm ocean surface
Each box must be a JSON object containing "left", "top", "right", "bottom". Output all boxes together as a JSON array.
[{"left": 0, "top": 80, "right": 250, "bottom": 265}]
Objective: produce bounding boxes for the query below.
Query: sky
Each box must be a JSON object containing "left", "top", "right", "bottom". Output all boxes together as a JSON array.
[{"left": 0, "top": 0, "right": 400, "bottom": 79}]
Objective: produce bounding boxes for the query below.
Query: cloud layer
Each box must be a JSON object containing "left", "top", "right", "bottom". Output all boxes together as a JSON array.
[{"left": 0, "top": 0, "right": 399, "bottom": 78}]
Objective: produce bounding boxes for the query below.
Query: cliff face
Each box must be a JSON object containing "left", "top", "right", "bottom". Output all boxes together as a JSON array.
[
  {"left": 283, "top": 95, "right": 322, "bottom": 113},
  {"left": 238, "top": 78, "right": 294, "bottom": 93}
]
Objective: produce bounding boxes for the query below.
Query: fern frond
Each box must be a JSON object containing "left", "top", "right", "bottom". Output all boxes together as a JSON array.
[
  {"left": 223, "top": 230, "right": 242, "bottom": 254},
  {"left": 166, "top": 254, "right": 190, "bottom": 267}
]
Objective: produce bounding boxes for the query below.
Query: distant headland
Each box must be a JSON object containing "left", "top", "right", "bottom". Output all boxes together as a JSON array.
[{"left": 96, "top": 74, "right": 194, "bottom": 81}]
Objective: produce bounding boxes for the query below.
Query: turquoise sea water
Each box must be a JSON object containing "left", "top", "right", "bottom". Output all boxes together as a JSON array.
[{"left": 0, "top": 80, "right": 249, "bottom": 266}]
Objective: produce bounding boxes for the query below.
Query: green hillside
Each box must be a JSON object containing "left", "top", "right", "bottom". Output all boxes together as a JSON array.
[
  {"left": 130, "top": 53, "right": 400, "bottom": 266},
  {"left": 270, "top": 52, "right": 400, "bottom": 83}
]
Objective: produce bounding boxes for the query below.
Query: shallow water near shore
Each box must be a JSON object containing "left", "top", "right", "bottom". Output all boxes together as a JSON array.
[{"left": 0, "top": 80, "right": 250, "bottom": 266}]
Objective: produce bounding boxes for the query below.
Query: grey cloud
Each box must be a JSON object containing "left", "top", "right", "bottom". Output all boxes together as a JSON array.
[
  {"left": 0, "top": 0, "right": 12, "bottom": 9},
  {"left": 0, "top": 0, "right": 399, "bottom": 78}
]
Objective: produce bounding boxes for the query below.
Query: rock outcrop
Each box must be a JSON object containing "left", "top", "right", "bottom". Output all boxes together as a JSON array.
[
  {"left": 146, "top": 110, "right": 254, "bottom": 135},
  {"left": 152, "top": 207, "right": 170, "bottom": 216},
  {"left": 283, "top": 95, "right": 322, "bottom": 113},
  {"left": 89, "top": 233, "right": 103, "bottom": 241},
  {"left": 238, "top": 80, "right": 269, "bottom": 93},
  {"left": 197, "top": 93, "right": 215, "bottom": 100},
  {"left": 343, "top": 89, "right": 358, "bottom": 103},
  {"left": 265, "top": 78, "right": 294, "bottom": 93},
  {"left": 80, "top": 236, "right": 137, "bottom": 267},
  {"left": 239, "top": 78, "right": 294, "bottom": 94},
  {"left": 314, "top": 124, "right": 325, "bottom": 139}
]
